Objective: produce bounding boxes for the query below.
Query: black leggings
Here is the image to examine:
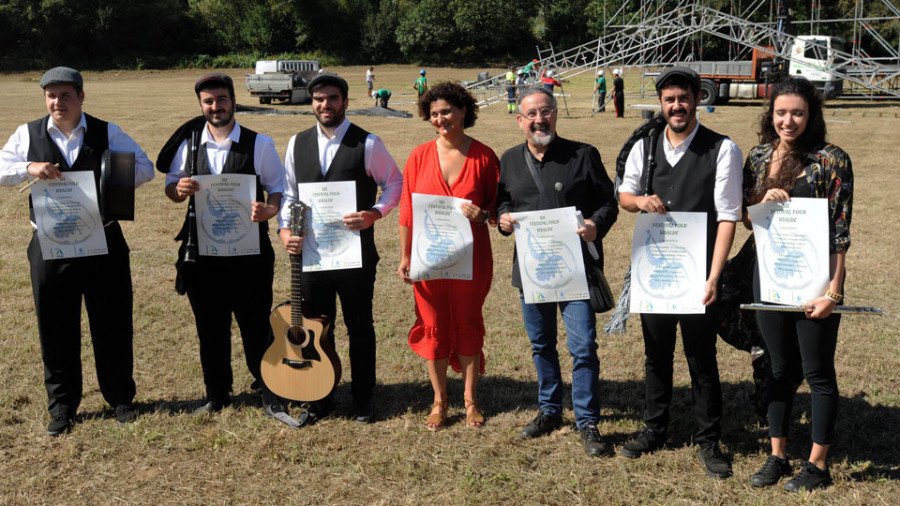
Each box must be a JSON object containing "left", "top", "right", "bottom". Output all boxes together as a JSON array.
[{"left": 756, "top": 308, "right": 840, "bottom": 445}]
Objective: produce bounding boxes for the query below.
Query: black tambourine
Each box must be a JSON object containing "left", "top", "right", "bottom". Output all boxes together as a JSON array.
[{"left": 99, "top": 149, "right": 135, "bottom": 221}]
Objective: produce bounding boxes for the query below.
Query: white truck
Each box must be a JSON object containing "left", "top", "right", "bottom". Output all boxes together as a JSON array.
[
  {"left": 245, "top": 60, "right": 321, "bottom": 105},
  {"left": 681, "top": 36, "right": 845, "bottom": 105}
]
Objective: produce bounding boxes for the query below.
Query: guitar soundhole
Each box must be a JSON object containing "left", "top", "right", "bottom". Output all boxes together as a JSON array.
[{"left": 287, "top": 327, "right": 308, "bottom": 346}]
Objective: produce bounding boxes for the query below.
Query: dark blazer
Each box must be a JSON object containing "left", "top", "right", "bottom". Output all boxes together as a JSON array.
[{"left": 497, "top": 135, "right": 618, "bottom": 288}]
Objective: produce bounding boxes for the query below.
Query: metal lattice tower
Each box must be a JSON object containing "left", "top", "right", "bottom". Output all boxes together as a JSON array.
[{"left": 467, "top": 0, "right": 900, "bottom": 105}]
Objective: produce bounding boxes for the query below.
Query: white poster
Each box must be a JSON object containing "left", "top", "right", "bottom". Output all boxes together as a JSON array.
[
  {"left": 410, "top": 193, "right": 474, "bottom": 281},
  {"left": 32, "top": 171, "right": 108, "bottom": 260},
  {"left": 194, "top": 174, "right": 260, "bottom": 256},
  {"left": 296, "top": 181, "right": 361, "bottom": 271},
  {"left": 747, "top": 197, "right": 829, "bottom": 305},
  {"left": 630, "top": 212, "right": 707, "bottom": 314},
  {"left": 511, "top": 207, "right": 589, "bottom": 304}
]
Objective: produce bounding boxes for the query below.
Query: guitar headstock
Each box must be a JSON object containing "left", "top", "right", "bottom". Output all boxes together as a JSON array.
[{"left": 290, "top": 201, "right": 309, "bottom": 238}]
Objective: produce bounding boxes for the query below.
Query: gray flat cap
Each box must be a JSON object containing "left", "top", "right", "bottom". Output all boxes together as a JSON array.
[
  {"left": 40, "top": 66, "right": 83, "bottom": 91},
  {"left": 655, "top": 66, "right": 701, "bottom": 94}
]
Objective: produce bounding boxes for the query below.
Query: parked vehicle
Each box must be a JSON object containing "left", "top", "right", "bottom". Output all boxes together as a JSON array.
[
  {"left": 679, "top": 36, "right": 844, "bottom": 105},
  {"left": 246, "top": 60, "right": 321, "bottom": 105}
]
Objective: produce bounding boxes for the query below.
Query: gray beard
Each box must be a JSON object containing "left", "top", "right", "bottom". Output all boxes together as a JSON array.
[{"left": 531, "top": 130, "right": 553, "bottom": 146}]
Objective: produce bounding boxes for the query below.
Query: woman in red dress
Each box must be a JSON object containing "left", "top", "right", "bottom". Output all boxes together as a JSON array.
[{"left": 397, "top": 82, "right": 499, "bottom": 430}]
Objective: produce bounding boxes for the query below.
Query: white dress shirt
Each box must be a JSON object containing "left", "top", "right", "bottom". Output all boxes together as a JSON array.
[
  {"left": 0, "top": 112, "right": 154, "bottom": 187},
  {"left": 278, "top": 118, "right": 402, "bottom": 229},
  {"left": 618, "top": 121, "right": 743, "bottom": 222},
  {"left": 165, "top": 121, "right": 284, "bottom": 195}
]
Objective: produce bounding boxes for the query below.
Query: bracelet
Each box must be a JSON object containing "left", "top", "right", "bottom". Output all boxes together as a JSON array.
[{"left": 824, "top": 289, "right": 843, "bottom": 303}]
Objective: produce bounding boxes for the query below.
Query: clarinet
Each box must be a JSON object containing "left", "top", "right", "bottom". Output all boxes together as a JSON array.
[{"left": 182, "top": 129, "right": 200, "bottom": 264}]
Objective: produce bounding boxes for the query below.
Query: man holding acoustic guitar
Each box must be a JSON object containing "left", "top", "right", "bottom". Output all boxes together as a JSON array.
[
  {"left": 160, "top": 73, "right": 294, "bottom": 426},
  {"left": 278, "top": 73, "right": 402, "bottom": 425}
]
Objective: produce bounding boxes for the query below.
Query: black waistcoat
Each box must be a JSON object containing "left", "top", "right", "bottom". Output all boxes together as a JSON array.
[
  {"left": 292, "top": 123, "right": 379, "bottom": 265},
  {"left": 193, "top": 125, "right": 268, "bottom": 236},
  {"left": 26, "top": 114, "right": 109, "bottom": 222},
  {"left": 652, "top": 124, "right": 726, "bottom": 273}
]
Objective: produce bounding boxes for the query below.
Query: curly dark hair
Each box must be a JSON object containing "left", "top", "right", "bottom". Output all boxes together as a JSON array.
[
  {"left": 417, "top": 81, "right": 479, "bottom": 128},
  {"left": 752, "top": 77, "right": 827, "bottom": 201}
]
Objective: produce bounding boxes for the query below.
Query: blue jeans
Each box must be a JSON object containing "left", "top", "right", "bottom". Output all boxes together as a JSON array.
[{"left": 519, "top": 294, "right": 600, "bottom": 429}]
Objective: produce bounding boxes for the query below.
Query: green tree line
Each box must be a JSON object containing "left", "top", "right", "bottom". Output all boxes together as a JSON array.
[{"left": 0, "top": 0, "right": 895, "bottom": 70}]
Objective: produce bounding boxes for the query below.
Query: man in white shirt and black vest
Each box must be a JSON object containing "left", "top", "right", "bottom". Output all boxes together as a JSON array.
[
  {"left": 161, "top": 73, "right": 292, "bottom": 425},
  {"left": 0, "top": 67, "right": 155, "bottom": 436},
  {"left": 279, "top": 73, "right": 402, "bottom": 425},
  {"left": 618, "top": 67, "right": 743, "bottom": 479}
]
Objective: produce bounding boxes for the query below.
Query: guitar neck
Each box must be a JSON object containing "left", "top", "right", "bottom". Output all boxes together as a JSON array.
[{"left": 290, "top": 254, "right": 307, "bottom": 325}]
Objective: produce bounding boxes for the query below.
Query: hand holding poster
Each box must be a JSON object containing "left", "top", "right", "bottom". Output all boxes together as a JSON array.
[
  {"left": 629, "top": 212, "right": 707, "bottom": 314},
  {"left": 193, "top": 174, "right": 259, "bottom": 256},
  {"left": 747, "top": 197, "right": 829, "bottom": 305},
  {"left": 296, "top": 181, "right": 361, "bottom": 271},
  {"left": 510, "top": 207, "right": 589, "bottom": 304},
  {"left": 32, "top": 171, "right": 108, "bottom": 260},
  {"left": 409, "top": 193, "right": 474, "bottom": 281}
]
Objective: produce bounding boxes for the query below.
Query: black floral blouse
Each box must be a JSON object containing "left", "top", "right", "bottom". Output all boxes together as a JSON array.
[{"left": 742, "top": 142, "right": 853, "bottom": 254}]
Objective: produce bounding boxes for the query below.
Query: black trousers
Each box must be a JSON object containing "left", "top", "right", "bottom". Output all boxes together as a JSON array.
[
  {"left": 300, "top": 262, "right": 377, "bottom": 405},
  {"left": 29, "top": 223, "right": 136, "bottom": 418},
  {"left": 186, "top": 238, "right": 274, "bottom": 401},
  {"left": 614, "top": 93, "right": 625, "bottom": 117},
  {"left": 640, "top": 311, "right": 723, "bottom": 445},
  {"left": 597, "top": 91, "right": 606, "bottom": 111},
  {"left": 757, "top": 309, "right": 840, "bottom": 444},
  {"left": 753, "top": 269, "right": 840, "bottom": 444}
]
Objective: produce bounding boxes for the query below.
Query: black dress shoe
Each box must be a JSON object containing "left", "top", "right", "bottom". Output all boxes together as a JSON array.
[
  {"left": 578, "top": 423, "right": 610, "bottom": 457},
  {"left": 699, "top": 443, "right": 733, "bottom": 479},
  {"left": 193, "top": 398, "right": 230, "bottom": 416},
  {"left": 115, "top": 404, "right": 137, "bottom": 424},
  {"left": 47, "top": 415, "right": 74, "bottom": 437},
  {"left": 750, "top": 455, "right": 792, "bottom": 487},
  {"left": 520, "top": 411, "right": 563, "bottom": 439},
  {"left": 784, "top": 461, "right": 832, "bottom": 492},
  {"left": 353, "top": 399, "right": 375, "bottom": 424},
  {"left": 621, "top": 427, "right": 666, "bottom": 458}
]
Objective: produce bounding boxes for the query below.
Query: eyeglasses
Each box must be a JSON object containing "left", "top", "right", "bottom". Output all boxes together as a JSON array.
[{"left": 520, "top": 107, "right": 557, "bottom": 120}]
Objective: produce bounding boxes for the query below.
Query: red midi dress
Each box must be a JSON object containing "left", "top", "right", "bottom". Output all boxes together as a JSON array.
[{"left": 399, "top": 138, "right": 499, "bottom": 373}]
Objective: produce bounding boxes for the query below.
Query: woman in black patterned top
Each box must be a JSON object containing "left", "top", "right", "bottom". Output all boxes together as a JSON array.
[{"left": 742, "top": 77, "right": 853, "bottom": 492}]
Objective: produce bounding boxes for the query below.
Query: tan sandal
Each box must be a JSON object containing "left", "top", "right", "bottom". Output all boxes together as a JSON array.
[
  {"left": 465, "top": 398, "right": 484, "bottom": 427},
  {"left": 426, "top": 401, "right": 448, "bottom": 431}
]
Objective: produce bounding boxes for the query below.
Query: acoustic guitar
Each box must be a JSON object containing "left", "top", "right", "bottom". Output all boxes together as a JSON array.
[{"left": 261, "top": 201, "right": 341, "bottom": 401}]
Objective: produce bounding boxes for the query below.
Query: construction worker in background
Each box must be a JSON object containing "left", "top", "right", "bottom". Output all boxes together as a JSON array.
[
  {"left": 541, "top": 69, "right": 562, "bottom": 94},
  {"left": 413, "top": 70, "right": 428, "bottom": 100},
  {"left": 612, "top": 69, "right": 625, "bottom": 118},
  {"left": 506, "top": 67, "right": 518, "bottom": 114},
  {"left": 522, "top": 59, "right": 539, "bottom": 84},
  {"left": 594, "top": 69, "right": 607, "bottom": 113},
  {"left": 372, "top": 89, "right": 392, "bottom": 108}
]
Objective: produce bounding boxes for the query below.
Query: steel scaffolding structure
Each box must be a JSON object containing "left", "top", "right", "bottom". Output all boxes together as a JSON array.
[{"left": 467, "top": 0, "right": 900, "bottom": 106}]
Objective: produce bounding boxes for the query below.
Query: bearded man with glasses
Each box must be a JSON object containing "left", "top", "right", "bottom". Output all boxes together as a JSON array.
[{"left": 496, "top": 88, "right": 618, "bottom": 456}]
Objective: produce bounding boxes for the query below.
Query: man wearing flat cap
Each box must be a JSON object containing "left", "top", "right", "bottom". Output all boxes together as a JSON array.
[
  {"left": 617, "top": 67, "right": 742, "bottom": 478},
  {"left": 0, "top": 66, "right": 154, "bottom": 436},
  {"left": 159, "top": 72, "right": 293, "bottom": 425},
  {"left": 278, "top": 72, "right": 402, "bottom": 425}
]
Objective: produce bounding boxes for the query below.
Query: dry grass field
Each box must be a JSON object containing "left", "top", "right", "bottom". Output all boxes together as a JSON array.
[{"left": 1, "top": 65, "right": 898, "bottom": 505}]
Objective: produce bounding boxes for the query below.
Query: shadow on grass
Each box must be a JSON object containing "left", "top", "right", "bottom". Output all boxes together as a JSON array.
[{"left": 68, "top": 373, "right": 900, "bottom": 482}]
